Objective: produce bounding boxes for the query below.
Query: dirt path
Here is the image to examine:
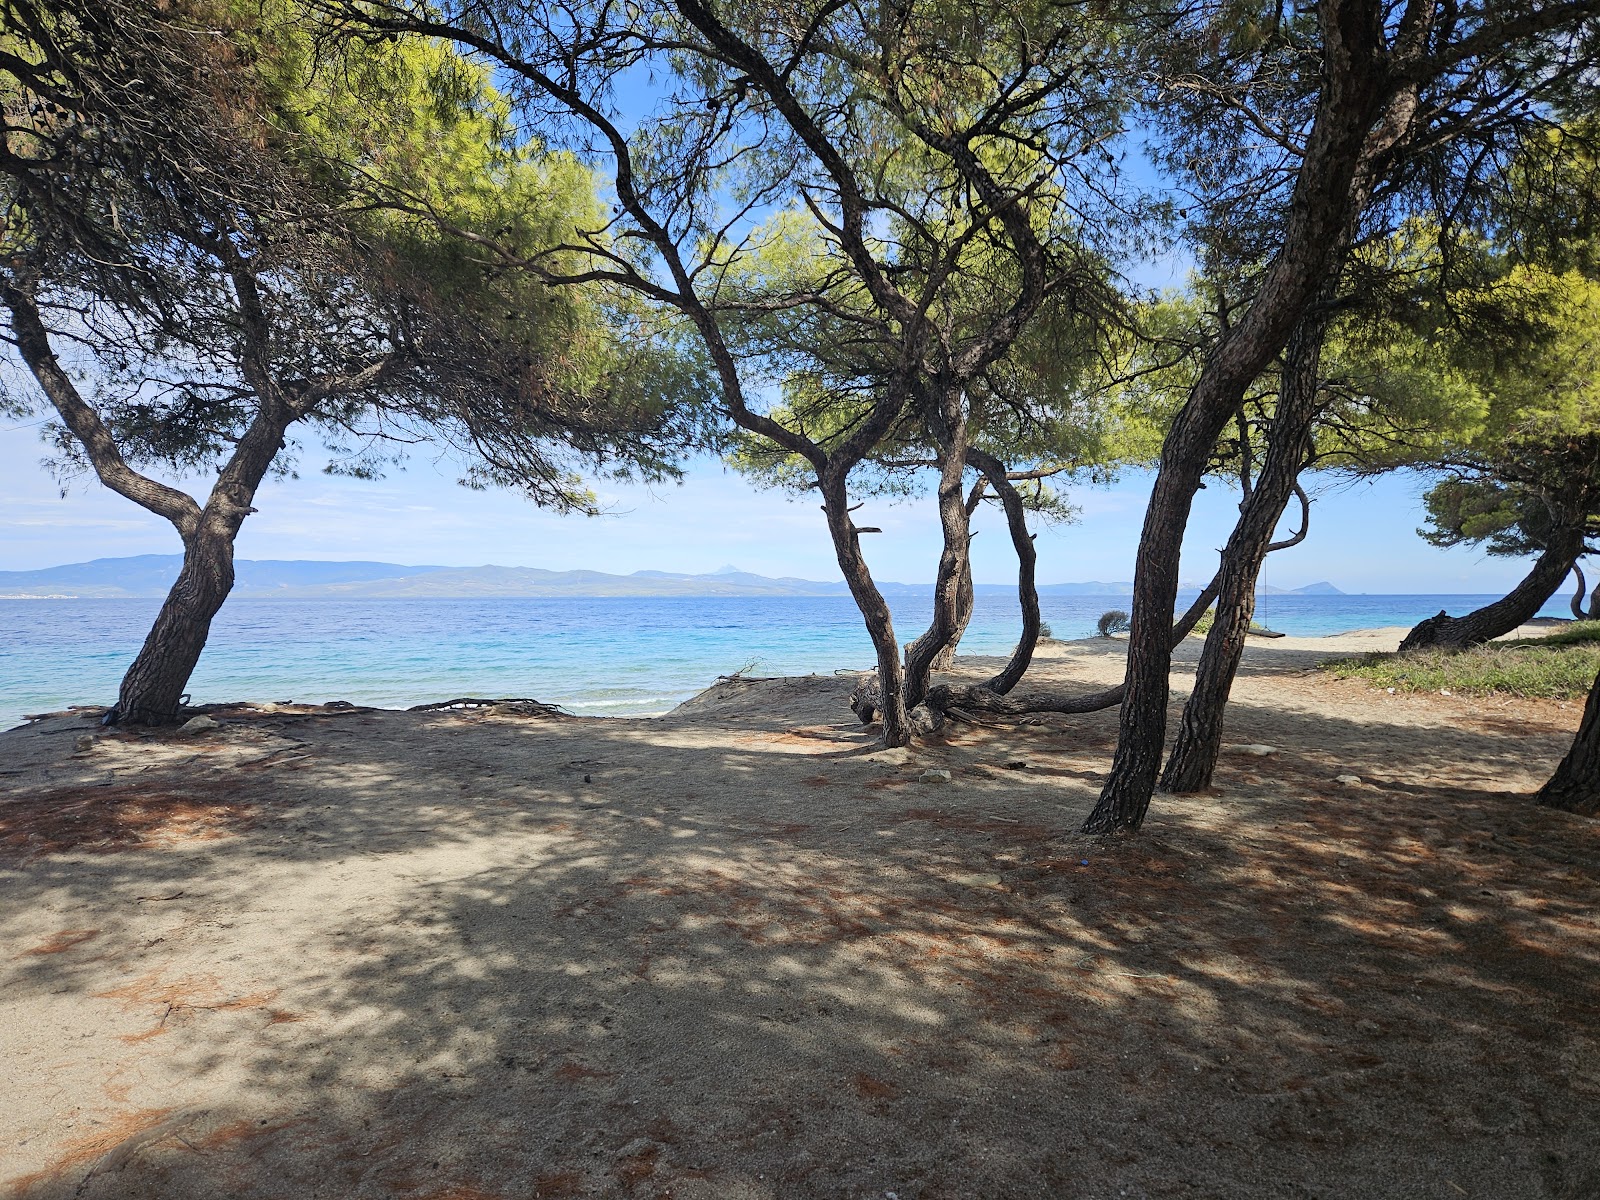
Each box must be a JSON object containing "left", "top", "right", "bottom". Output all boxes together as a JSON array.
[{"left": 3, "top": 631, "right": 1597, "bottom": 1199}]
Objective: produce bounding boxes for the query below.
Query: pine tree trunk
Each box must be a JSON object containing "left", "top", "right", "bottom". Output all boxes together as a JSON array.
[
  {"left": 1571, "top": 564, "right": 1588, "bottom": 620},
  {"left": 1399, "top": 527, "right": 1585, "bottom": 651},
  {"left": 1161, "top": 572, "right": 1260, "bottom": 794},
  {"left": 821, "top": 469, "right": 910, "bottom": 745},
  {"left": 905, "top": 406, "right": 973, "bottom": 709},
  {"left": 113, "top": 526, "right": 236, "bottom": 724},
  {"left": 931, "top": 474, "right": 990, "bottom": 671},
  {"left": 1082, "top": 6, "right": 1387, "bottom": 835},
  {"left": 931, "top": 559, "right": 974, "bottom": 672},
  {"left": 968, "top": 447, "right": 1040, "bottom": 696},
  {"left": 1082, "top": 445, "right": 1213, "bottom": 833},
  {"left": 1162, "top": 315, "right": 1326, "bottom": 793},
  {"left": 5, "top": 275, "right": 293, "bottom": 727},
  {"left": 1535, "top": 669, "right": 1600, "bottom": 815}
]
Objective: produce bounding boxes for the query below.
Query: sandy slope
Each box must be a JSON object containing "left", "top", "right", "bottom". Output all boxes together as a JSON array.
[{"left": 2, "top": 628, "right": 1597, "bottom": 1200}]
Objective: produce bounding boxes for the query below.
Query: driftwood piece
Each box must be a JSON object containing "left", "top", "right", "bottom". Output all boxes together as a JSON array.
[
  {"left": 925, "top": 681, "right": 1127, "bottom": 719},
  {"left": 849, "top": 681, "right": 882, "bottom": 724},
  {"left": 408, "top": 697, "right": 567, "bottom": 717}
]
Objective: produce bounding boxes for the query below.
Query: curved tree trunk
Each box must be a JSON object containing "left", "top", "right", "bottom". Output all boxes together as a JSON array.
[
  {"left": 1162, "top": 314, "right": 1328, "bottom": 794},
  {"left": 1571, "top": 563, "right": 1589, "bottom": 620},
  {"left": 114, "top": 526, "right": 237, "bottom": 724},
  {"left": 932, "top": 477, "right": 987, "bottom": 671},
  {"left": 923, "top": 575, "right": 1222, "bottom": 721},
  {"left": 821, "top": 469, "right": 911, "bottom": 745},
  {"left": 930, "top": 557, "right": 975, "bottom": 672},
  {"left": 1535, "top": 668, "right": 1600, "bottom": 815},
  {"left": 1399, "top": 525, "right": 1586, "bottom": 651},
  {"left": 1084, "top": 9, "right": 1391, "bottom": 835},
  {"left": 1161, "top": 487, "right": 1315, "bottom": 792},
  {"left": 904, "top": 397, "right": 972, "bottom": 710},
  {"left": 5, "top": 274, "right": 297, "bottom": 726},
  {"left": 967, "top": 446, "right": 1040, "bottom": 696}
]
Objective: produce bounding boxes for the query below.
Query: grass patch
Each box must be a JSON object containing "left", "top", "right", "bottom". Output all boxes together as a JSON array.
[
  {"left": 1323, "top": 625, "right": 1600, "bottom": 700},
  {"left": 1499, "top": 620, "right": 1600, "bottom": 649}
]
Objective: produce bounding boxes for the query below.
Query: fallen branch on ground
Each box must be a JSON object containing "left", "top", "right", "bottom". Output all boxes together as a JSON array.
[{"left": 407, "top": 698, "right": 568, "bottom": 716}]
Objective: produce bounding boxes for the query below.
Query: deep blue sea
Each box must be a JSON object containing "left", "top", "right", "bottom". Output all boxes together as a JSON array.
[{"left": 0, "top": 591, "right": 1569, "bottom": 730}]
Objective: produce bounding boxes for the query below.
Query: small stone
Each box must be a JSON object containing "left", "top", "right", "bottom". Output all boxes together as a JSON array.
[
  {"left": 1004, "top": 760, "right": 1028, "bottom": 770},
  {"left": 1386, "top": 687, "right": 1396, "bottom": 694},
  {"left": 1335, "top": 774, "right": 1362, "bottom": 786},
  {"left": 1223, "top": 743, "right": 1278, "bottom": 758},
  {"left": 1439, "top": 688, "right": 1452, "bottom": 696},
  {"left": 919, "top": 768, "right": 952, "bottom": 784},
  {"left": 178, "top": 715, "right": 220, "bottom": 735},
  {"left": 72, "top": 735, "right": 94, "bottom": 755}
]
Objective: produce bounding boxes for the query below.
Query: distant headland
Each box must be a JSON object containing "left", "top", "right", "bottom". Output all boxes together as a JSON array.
[{"left": 0, "top": 554, "right": 1347, "bottom": 601}]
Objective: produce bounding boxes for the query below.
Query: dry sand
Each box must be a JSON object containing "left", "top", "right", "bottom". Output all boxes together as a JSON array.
[{"left": 2, "top": 628, "right": 1597, "bottom": 1199}]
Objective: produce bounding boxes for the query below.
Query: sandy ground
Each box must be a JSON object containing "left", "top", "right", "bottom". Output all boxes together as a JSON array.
[{"left": 2, "top": 627, "right": 1597, "bottom": 1200}]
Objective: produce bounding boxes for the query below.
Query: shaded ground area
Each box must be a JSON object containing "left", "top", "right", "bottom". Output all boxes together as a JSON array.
[{"left": 2, "top": 634, "right": 1597, "bottom": 1199}]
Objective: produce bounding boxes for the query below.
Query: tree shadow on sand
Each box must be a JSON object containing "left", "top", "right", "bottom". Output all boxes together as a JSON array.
[{"left": 2, "top": 674, "right": 1598, "bottom": 1200}]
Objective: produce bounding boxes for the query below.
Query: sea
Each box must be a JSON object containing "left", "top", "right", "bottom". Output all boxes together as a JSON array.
[{"left": 0, "top": 591, "right": 1571, "bottom": 730}]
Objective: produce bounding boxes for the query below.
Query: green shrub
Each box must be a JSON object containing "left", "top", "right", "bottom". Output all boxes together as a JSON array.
[
  {"left": 1189, "top": 606, "right": 1215, "bottom": 637},
  {"left": 1096, "top": 610, "right": 1129, "bottom": 637}
]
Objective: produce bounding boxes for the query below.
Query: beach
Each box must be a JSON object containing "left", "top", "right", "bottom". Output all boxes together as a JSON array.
[
  {"left": 0, "top": 592, "right": 1572, "bottom": 731},
  {"left": 2, "top": 627, "right": 1597, "bottom": 1198}
]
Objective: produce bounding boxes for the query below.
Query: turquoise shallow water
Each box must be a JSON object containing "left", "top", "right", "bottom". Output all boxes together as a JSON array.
[{"left": 0, "top": 591, "right": 1568, "bottom": 730}]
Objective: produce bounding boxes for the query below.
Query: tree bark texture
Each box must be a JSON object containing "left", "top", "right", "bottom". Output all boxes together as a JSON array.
[
  {"left": 114, "top": 528, "right": 236, "bottom": 723},
  {"left": 967, "top": 446, "right": 1041, "bottom": 696},
  {"left": 1161, "top": 316, "right": 1328, "bottom": 794},
  {"left": 931, "top": 557, "right": 975, "bottom": 672},
  {"left": 1569, "top": 562, "right": 1600, "bottom": 621},
  {"left": 1535, "top": 668, "right": 1600, "bottom": 814},
  {"left": 904, "top": 399, "right": 972, "bottom": 709},
  {"left": 1086, "top": 2, "right": 1390, "bottom": 835},
  {"left": 932, "top": 477, "right": 987, "bottom": 671},
  {"left": 820, "top": 469, "right": 911, "bottom": 745},
  {"left": 1398, "top": 524, "right": 1587, "bottom": 651}
]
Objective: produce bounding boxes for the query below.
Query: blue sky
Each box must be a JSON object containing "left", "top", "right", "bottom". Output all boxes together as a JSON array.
[
  {"left": 0, "top": 75, "right": 1555, "bottom": 597},
  {"left": 0, "top": 420, "right": 1548, "bottom": 594}
]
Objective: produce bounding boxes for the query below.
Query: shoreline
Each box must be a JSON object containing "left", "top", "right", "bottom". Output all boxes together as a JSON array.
[{"left": 5, "top": 619, "right": 1576, "bottom": 734}]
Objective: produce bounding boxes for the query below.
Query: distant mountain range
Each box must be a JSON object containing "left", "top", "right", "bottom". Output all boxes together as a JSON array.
[
  {"left": 1261, "top": 581, "right": 1344, "bottom": 595},
  {"left": 0, "top": 554, "right": 1345, "bottom": 600}
]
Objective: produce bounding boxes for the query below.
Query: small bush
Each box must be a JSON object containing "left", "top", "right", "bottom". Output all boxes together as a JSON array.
[
  {"left": 1097, "top": 610, "right": 1129, "bottom": 637},
  {"left": 1038, "top": 620, "right": 1054, "bottom": 640},
  {"left": 1189, "top": 606, "right": 1215, "bottom": 637}
]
